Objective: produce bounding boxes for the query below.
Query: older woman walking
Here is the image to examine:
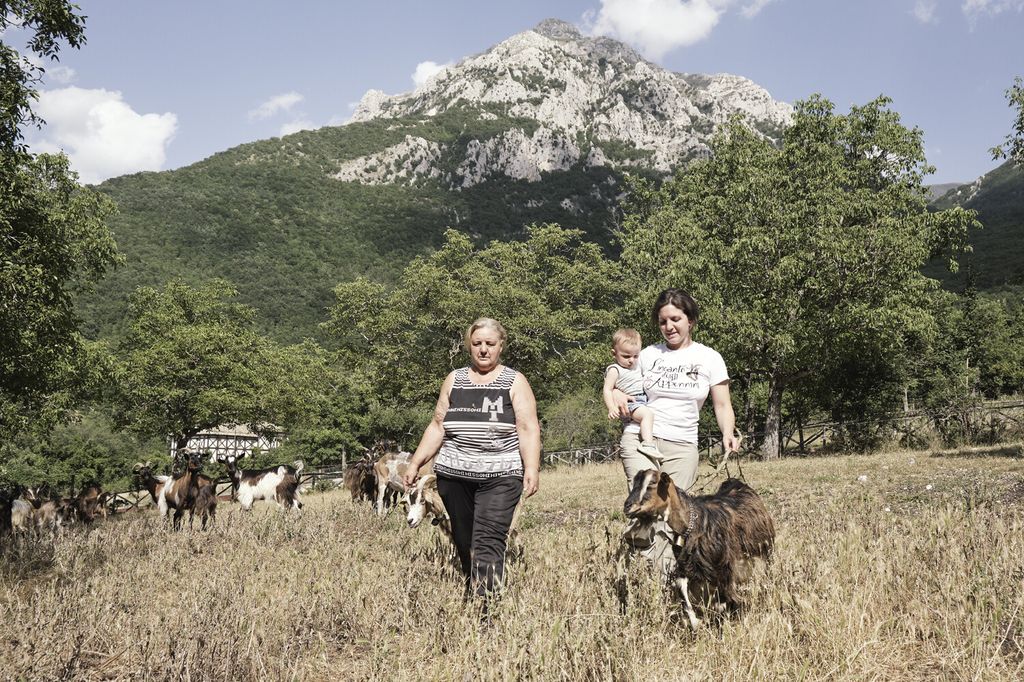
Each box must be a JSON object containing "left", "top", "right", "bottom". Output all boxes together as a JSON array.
[{"left": 403, "top": 318, "right": 541, "bottom": 598}]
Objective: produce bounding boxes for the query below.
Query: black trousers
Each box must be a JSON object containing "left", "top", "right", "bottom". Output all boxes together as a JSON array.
[{"left": 437, "top": 474, "right": 523, "bottom": 597}]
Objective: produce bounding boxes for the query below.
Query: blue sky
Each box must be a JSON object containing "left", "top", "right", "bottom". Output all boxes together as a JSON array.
[{"left": 13, "top": 0, "right": 1024, "bottom": 184}]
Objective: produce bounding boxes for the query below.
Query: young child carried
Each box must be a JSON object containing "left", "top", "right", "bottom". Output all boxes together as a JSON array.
[{"left": 602, "top": 328, "right": 662, "bottom": 462}]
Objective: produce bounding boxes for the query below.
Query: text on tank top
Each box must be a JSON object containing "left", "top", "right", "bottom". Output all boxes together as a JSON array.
[{"left": 434, "top": 366, "right": 523, "bottom": 480}]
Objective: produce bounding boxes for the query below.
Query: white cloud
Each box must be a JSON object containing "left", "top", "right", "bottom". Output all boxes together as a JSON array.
[
  {"left": 412, "top": 61, "right": 451, "bottom": 89},
  {"left": 584, "top": 0, "right": 771, "bottom": 60},
  {"left": 279, "top": 119, "right": 314, "bottom": 136},
  {"left": 30, "top": 87, "right": 176, "bottom": 184},
  {"left": 740, "top": 0, "right": 776, "bottom": 19},
  {"left": 46, "top": 64, "right": 76, "bottom": 84},
  {"left": 248, "top": 92, "right": 304, "bottom": 120},
  {"left": 963, "top": 0, "right": 1024, "bottom": 23},
  {"left": 912, "top": 0, "right": 939, "bottom": 23}
]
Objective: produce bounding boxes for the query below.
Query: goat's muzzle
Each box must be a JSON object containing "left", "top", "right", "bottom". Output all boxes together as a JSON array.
[{"left": 622, "top": 471, "right": 655, "bottom": 518}]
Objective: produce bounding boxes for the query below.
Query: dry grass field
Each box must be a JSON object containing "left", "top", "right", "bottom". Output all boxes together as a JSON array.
[{"left": 2, "top": 445, "right": 1024, "bottom": 681}]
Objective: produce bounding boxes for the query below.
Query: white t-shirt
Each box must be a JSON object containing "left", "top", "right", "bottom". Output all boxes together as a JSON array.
[{"left": 624, "top": 342, "right": 729, "bottom": 443}]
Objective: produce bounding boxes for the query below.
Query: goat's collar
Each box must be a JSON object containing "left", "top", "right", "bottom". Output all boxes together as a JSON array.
[{"left": 673, "top": 505, "right": 699, "bottom": 548}]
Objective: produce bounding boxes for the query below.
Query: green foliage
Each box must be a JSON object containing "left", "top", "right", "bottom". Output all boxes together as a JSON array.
[
  {"left": 927, "top": 160, "right": 1024, "bottom": 289},
  {"left": 112, "top": 280, "right": 329, "bottom": 449},
  {"left": 619, "top": 96, "right": 979, "bottom": 457},
  {"left": 541, "top": 390, "right": 620, "bottom": 451},
  {"left": 1, "top": 152, "right": 121, "bottom": 440},
  {"left": 79, "top": 106, "right": 624, "bottom": 344},
  {"left": 0, "top": 0, "right": 85, "bottom": 158},
  {"left": 0, "top": 2, "right": 121, "bottom": 455},
  {"left": 991, "top": 76, "right": 1024, "bottom": 166},
  {"left": 1, "top": 408, "right": 164, "bottom": 490},
  {"left": 325, "top": 224, "right": 623, "bottom": 429}
]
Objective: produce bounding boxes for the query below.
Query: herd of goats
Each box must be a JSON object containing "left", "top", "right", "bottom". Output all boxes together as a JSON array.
[
  {"left": 0, "top": 441, "right": 449, "bottom": 537},
  {"left": 0, "top": 440, "right": 777, "bottom": 628},
  {"left": 0, "top": 448, "right": 308, "bottom": 536}
]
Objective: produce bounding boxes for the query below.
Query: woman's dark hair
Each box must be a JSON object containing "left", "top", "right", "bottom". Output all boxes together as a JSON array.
[{"left": 652, "top": 289, "right": 699, "bottom": 326}]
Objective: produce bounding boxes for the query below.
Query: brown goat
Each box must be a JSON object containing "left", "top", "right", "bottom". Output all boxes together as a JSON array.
[
  {"left": 191, "top": 479, "right": 217, "bottom": 530},
  {"left": 624, "top": 471, "right": 775, "bottom": 628},
  {"left": 343, "top": 457, "right": 377, "bottom": 503},
  {"left": 158, "top": 452, "right": 207, "bottom": 530},
  {"left": 372, "top": 450, "right": 414, "bottom": 516},
  {"left": 73, "top": 484, "right": 109, "bottom": 523},
  {"left": 405, "top": 473, "right": 524, "bottom": 563}
]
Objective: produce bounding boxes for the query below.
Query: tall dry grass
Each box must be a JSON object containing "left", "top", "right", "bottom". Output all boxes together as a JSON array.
[{"left": 2, "top": 447, "right": 1023, "bottom": 680}]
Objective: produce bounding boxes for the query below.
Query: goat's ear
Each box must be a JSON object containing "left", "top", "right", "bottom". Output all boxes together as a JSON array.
[{"left": 657, "top": 471, "right": 673, "bottom": 501}]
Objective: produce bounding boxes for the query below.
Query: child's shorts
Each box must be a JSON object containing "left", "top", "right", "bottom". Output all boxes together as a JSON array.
[{"left": 627, "top": 393, "right": 648, "bottom": 414}]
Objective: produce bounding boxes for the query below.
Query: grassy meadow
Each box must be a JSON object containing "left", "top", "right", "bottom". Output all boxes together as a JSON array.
[{"left": 2, "top": 445, "right": 1024, "bottom": 680}]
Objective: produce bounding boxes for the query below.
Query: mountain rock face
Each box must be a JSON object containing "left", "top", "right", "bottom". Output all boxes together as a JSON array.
[{"left": 341, "top": 19, "right": 792, "bottom": 187}]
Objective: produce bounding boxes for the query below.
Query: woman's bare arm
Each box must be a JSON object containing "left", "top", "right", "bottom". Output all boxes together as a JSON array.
[
  {"left": 709, "top": 381, "right": 739, "bottom": 453},
  {"left": 511, "top": 372, "right": 541, "bottom": 497},
  {"left": 403, "top": 371, "right": 455, "bottom": 487}
]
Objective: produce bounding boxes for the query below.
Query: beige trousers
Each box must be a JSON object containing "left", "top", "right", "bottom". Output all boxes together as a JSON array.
[
  {"left": 619, "top": 431, "right": 701, "bottom": 582},
  {"left": 619, "top": 431, "right": 700, "bottom": 493}
]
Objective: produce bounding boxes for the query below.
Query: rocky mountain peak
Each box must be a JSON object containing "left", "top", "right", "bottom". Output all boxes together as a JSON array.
[
  {"left": 532, "top": 18, "right": 582, "bottom": 41},
  {"left": 342, "top": 19, "right": 792, "bottom": 190}
]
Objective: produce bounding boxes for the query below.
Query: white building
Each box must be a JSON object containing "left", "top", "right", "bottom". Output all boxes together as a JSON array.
[{"left": 169, "top": 424, "right": 284, "bottom": 462}]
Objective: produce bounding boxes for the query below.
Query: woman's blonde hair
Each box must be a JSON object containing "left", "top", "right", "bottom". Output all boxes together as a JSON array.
[{"left": 464, "top": 317, "right": 507, "bottom": 349}]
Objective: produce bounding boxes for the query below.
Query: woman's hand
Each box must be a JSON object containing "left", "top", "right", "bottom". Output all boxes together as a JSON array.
[
  {"left": 722, "top": 432, "right": 740, "bottom": 454},
  {"left": 401, "top": 462, "right": 421, "bottom": 490},
  {"left": 611, "top": 389, "right": 632, "bottom": 419},
  {"left": 523, "top": 467, "right": 540, "bottom": 498}
]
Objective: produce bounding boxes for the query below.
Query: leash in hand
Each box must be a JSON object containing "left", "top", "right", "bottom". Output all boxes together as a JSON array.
[{"left": 693, "top": 431, "right": 744, "bottom": 493}]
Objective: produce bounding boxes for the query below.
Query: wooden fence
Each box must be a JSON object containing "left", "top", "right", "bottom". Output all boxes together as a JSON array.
[{"left": 542, "top": 400, "right": 1024, "bottom": 466}]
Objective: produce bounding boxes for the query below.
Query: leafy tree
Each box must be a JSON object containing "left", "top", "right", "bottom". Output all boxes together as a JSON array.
[
  {"left": 2, "top": 407, "right": 165, "bottom": 490},
  {"left": 325, "top": 224, "right": 622, "bottom": 432},
  {"left": 1, "top": 147, "right": 120, "bottom": 441},
  {"left": 0, "top": 3, "right": 120, "bottom": 444},
  {"left": 620, "top": 96, "right": 978, "bottom": 458},
  {"left": 1, "top": 0, "right": 86, "bottom": 158},
  {"left": 541, "top": 390, "right": 620, "bottom": 451},
  {"left": 112, "top": 279, "right": 327, "bottom": 451},
  {"left": 991, "top": 77, "right": 1024, "bottom": 166}
]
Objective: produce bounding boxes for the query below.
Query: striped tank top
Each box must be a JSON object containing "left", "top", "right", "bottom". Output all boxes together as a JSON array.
[{"left": 434, "top": 366, "right": 523, "bottom": 480}]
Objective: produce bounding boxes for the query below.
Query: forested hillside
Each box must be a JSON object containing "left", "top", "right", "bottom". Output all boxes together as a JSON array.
[
  {"left": 927, "top": 160, "right": 1024, "bottom": 289},
  {"left": 83, "top": 107, "right": 628, "bottom": 342},
  {"left": 79, "top": 19, "right": 796, "bottom": 343}
]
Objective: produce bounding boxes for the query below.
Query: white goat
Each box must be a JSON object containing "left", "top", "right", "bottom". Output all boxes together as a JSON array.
[{"left": 223, "top": 455, "right": 304, "bottom": 512}]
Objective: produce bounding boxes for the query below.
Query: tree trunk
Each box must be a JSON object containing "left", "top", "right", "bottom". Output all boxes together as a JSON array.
[{"left": 760, "top": 378, "right": 784, "bottom": 460}]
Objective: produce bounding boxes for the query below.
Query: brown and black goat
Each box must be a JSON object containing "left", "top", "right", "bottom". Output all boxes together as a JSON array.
[
  {"left": 157, "top": 452, "right": 213, "bottom": 530},
  {"left": 133, "top": 462, "right": 170, "bottom": 507},
  {"left": 191, "top": 478, "right": 218, "bottom": 530},
  {"left": 624, "top": 470, "right": 775, "bottom": 628},
  {"left": 222, "top": 455, "right": 304, "bottom": 512},
  {"left": 342, "top": 457, "right": 377, "bottom": 504},
  {"left": 73, "top": 483, "right": 110, "bottom": 524}
]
